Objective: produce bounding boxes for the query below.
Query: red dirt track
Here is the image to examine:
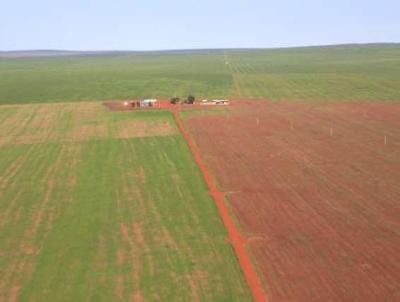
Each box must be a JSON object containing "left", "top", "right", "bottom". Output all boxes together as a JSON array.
[
  {"left": 183, "top": 101, "right": 400, "bottom": 301},
  {"left": 172, "top": 109, "right": 268, "bottom": 302}
]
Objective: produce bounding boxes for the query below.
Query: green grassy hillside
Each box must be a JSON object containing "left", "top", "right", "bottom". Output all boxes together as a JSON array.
[{"left": 0, "top": 44, "right": 399, "bottom": 104}]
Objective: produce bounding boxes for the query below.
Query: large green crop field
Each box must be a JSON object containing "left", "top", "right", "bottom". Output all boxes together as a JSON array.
[
  {"left": 1, "top": 44, "right": 400, "bottom": 105},
  {"left": 0, "top": 103, "right": 250, "bottom": 301}
]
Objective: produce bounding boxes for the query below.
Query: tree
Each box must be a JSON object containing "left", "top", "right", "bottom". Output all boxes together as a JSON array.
[
  {"left": 187, "top": 95, "right": 195, "bottom": 104},
  {"left": 170, "top": 97, "right": 180, "bottom": 104}
]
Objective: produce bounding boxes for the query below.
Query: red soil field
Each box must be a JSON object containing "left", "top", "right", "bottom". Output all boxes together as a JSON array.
[
  {"left": 172, "top": 109, "right": 267, "bottom": 302},
  {"left": 184, "top": 101, "right": 400, "bottom": 302}
]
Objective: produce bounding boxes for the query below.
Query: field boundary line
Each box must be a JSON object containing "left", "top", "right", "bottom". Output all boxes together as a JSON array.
[
  {"left": 232, "top": 74, "right": 243, "bottom": 98},
  {"left": 224, "top": 51, "right": 243, "bottom": 98},
  {"left": 171, "top": 108, "right": 267, "bottom": 302}
]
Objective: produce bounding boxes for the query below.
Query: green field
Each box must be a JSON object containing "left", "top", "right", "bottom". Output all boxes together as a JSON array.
[
  {"left": 1, "top": 44, "right": 400, "bottom": 105},
  {"left": 0, "top": 103, "right": 251, "bottom": 301}
]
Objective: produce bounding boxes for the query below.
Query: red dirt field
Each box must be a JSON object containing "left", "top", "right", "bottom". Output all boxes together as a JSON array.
[
  {"left": 183, "top": 101, "right": 400, "bottom": 302},
  {"left": 172, "top": 109, "right": 267, "bottom": 302}
]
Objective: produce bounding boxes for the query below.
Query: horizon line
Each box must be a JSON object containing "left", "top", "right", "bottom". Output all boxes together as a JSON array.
[{"left": 1, "top": 42, "right": 400, "bottom": 53}]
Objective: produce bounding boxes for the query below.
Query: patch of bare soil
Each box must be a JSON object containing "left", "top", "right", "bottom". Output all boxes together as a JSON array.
[
  {"left": 185, "top": 270, "right": 208, "bottom": 302},
  {"left": 9, "top": 286, "right": 20, "bottom": 302},
  {"left": 130, "top": 291, "right": 144, "bottom": 302}
]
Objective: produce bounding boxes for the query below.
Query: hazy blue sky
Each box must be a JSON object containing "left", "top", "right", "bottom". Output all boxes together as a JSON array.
[{"left": 1, "top": 0, "right": 399, "bottom": 50}]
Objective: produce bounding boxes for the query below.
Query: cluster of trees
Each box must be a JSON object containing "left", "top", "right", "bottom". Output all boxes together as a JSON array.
[{"left": 170, "top": 95, "right": 195, "bottom": 104}]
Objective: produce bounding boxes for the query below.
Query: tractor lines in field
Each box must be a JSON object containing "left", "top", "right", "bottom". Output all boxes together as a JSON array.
[
  {"left": 0, "top": 143, "right": 42, "bottom": 234},
  {"left": 232, "top": 59, "right": 270, "bottom": 99},
  {"left": 224, "top": 51, "right": 243, "bottom": 98},
  {"left": 242, "top": 62, "right": 270, "bottom": 99},
  {"left": 171, "top": 108, "right": 267, "bottom": 302},
  {"left": 238, "top": 63, "right": 262, "bottom": 98}
]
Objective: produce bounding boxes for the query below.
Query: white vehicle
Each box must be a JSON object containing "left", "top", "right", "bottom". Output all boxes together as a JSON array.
[
  {"left": 200, "top": 99, "right": 230, "bottom": 106},
  {"left": 212, "top": 99, "right": 230, "bottom": 105}
]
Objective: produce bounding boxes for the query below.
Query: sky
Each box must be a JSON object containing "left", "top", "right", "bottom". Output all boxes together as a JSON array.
[{"left": 0, "top": 0, "right": 399, "bottom": 51}]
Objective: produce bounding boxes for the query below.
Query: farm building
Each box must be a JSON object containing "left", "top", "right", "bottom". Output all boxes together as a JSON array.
[
  {"left": 140, "top": 99, "right": 158, "bottom": 107},
  {"left": 130, "top": 99, "right": 159, "bottom": 108}
]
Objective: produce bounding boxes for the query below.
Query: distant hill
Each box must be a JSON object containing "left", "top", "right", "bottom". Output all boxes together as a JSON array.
[
  {"left": 0, "top": 50, "right": 135, "bottom": 58},
  {"left": 1, "top": 43, "right": 399, "bottom": 58}
]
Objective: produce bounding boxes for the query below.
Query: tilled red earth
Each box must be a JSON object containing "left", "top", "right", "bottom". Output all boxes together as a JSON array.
[{"left": 185, "top": 101, "right": 400, "bottom": 301}]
